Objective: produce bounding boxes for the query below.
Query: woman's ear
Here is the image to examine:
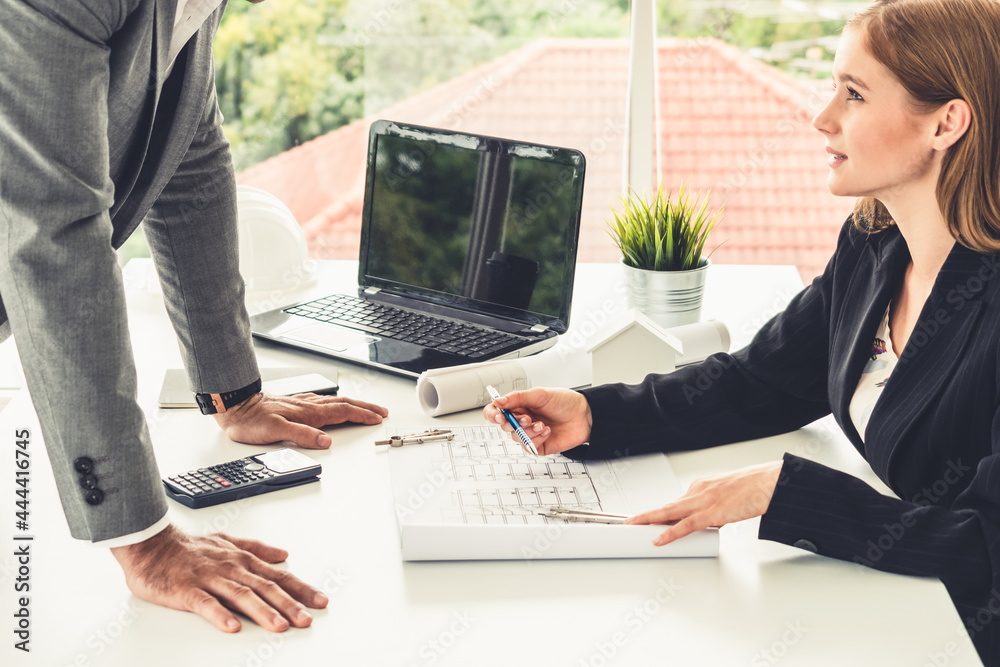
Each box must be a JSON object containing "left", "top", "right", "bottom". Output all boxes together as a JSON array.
[{"left": 933, "top": 98, "right": 972, "bottom": 150}]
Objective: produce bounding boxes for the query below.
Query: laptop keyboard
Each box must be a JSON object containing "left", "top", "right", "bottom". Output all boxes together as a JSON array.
[{"left": 283, "top": 294, "right": 526, "bottom": 359}]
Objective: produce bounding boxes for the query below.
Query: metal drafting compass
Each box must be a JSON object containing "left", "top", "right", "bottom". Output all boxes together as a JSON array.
[
  {"left": 374, "top": 429, "right": 455, "bottom": 447},
  {"left": 542, "top": 506, "right": 628, "bottom": 524}
]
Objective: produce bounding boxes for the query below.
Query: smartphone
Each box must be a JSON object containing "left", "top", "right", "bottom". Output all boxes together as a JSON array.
[
  {"left": 163, "top": 448, "right": 321, "bottom": 508},
  {"left": 262, "top": 373, "right": 339, "bottom": 396}
]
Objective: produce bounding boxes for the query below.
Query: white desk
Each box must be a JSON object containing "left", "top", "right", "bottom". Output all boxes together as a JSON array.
[{"left": 0, "top": 261, "right": 982, "bottom": 666}]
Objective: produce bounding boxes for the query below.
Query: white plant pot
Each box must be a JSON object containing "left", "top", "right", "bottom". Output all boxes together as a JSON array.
[{"left": 621, "top": 258, "right": 710, "bottom": 329}]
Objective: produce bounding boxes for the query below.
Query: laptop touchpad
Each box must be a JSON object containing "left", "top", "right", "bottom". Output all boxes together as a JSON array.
[{"left": 281, "top": 324, "right": 378, "bottom": 352}]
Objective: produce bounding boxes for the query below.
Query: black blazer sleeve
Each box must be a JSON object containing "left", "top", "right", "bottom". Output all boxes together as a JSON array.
[
  {"left": 569, "top": 215, "right": 1000, "bottom": 662},
  {"left": 760, "top": 452, "right": 992, "bottom": 608},
  {"left": 569, "top": 219, "right": 856, "bottom": 461}
]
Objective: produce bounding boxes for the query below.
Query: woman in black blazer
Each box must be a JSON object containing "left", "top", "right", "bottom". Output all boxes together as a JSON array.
[{"left": 486, "top": 0, "right": 1000, "bottom": 662}]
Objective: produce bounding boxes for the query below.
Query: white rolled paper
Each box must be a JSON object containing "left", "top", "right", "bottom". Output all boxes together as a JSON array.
[
  {"left": 415, "top": 320, "right": 729, "bottom": 417},
  {"left": 671, "top": 320, "right": 731, "bottom": 366},
  {"left": 416, "top": 348, "right": 591, "bottom": 417}
]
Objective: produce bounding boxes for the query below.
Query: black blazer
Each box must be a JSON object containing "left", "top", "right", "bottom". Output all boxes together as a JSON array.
[{"left": 573, "top": 219, "right": 1000, "bottom": 662}]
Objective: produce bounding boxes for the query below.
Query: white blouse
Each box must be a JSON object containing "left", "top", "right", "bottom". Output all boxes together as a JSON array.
[
  {"left": 849, "top": 307, "right": 899, "bottom": 442},
  {"left": 165, "top": 0, "right": 224, "bottom": 78}
]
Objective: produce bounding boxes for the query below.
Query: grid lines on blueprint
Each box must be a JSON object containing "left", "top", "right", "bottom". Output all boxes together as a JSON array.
[{"left": 411, "top": 424, "right": 603, "bottom": 525}]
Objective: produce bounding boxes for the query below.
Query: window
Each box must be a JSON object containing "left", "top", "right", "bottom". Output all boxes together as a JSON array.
[
  {"left": 224, "top": 0, "right": 632, "bottom": 265},
  {"left": 117, "top": 1, "right": 864, "bottom": 280}
]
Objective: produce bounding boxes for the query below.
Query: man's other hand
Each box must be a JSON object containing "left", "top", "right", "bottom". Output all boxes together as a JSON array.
[
  {"left": 111, "top": 524, "right": 328, "bottom": 632},
  {"left": 214, "top": 393, "right": 389, "bottom": 449}
]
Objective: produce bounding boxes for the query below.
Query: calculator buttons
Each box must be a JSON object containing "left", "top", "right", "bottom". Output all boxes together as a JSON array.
[{"left": 164, "top": 448, "right": 320, "bottom": 508}]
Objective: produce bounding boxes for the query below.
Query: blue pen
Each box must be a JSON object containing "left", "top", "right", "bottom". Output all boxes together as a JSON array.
[{"left": 486, "top": 385, "right": 539, "bottom": 456}]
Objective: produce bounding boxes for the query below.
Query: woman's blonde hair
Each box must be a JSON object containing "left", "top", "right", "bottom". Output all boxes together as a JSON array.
[{"left": 846, "top": 0, "right": 1000, "bottom": 250}]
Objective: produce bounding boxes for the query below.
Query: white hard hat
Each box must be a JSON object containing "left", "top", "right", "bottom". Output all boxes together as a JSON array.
[{"left": 236, "top": 185, "right": 315, "bottom": 294}]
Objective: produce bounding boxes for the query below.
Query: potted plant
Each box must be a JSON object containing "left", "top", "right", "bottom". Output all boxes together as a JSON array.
[{"left": 604, "top": 183, "right": 724, "bottom": 328}]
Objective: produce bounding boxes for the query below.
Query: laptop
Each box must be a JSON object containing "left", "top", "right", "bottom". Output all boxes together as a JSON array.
[{"left": 250, "top": 120, "right": 586, "bottom": 378}]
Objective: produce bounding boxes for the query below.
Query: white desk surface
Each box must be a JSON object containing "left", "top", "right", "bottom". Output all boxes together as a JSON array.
[{"left": 0, "top": 261, "right": 981, "bottom": 667}]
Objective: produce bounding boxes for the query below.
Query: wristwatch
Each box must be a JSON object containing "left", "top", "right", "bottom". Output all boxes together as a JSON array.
[{"left": 195, "top": 378, "right": 262, "bottom": 415}]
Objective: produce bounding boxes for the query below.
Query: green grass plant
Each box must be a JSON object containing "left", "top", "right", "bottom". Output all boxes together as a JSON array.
[{"left": 604, "top": 184, "right": 723, "bottom": 272}]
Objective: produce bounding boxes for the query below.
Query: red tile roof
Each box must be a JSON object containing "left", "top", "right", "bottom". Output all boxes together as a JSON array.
[{"left": 237, "top": 38, "right": 854, "bottom": 282}]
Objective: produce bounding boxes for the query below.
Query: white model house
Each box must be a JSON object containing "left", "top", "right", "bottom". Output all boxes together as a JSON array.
[
  {"left": 587, "top": 311, "right": 732, "bottom": 386},
  {"left": 587, "top": 310, "right": 686, "bottom": 386}
]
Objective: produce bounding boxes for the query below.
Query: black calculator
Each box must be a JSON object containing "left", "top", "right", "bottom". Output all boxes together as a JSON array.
[{"left": 163, "top": 448, "right": 321, "bottom": 508}]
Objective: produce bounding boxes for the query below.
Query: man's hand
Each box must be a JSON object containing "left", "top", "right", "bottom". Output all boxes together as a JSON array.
[
  {"left": 214, "top": 393, "right": 389, "bottom": 449},
  {"left": 483, "top": 387, "right": 592, "bottom": 456},
  {"left": 626, "top": 461, "right": 784, "bottom": 545},
  {"left": 110, "top": 524, "right": 327, "bottom": 632}
]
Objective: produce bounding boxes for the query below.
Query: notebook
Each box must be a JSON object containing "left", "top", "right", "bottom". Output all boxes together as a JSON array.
[
  {"left": 157, "top": 368, "right": 338, "bottom": 408},
  {"left": 251, "top": 120, "right": 586, "bottom": 378}
]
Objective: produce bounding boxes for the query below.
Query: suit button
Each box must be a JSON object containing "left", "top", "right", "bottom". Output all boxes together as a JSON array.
[
  {"left": 84, "top": 489, "right": 104, "bottom": 506},
  {"left": 74, "top": 457, "right": 94, "bottom": 474},
  {"left": 793, "top": 539, "right": 818, "bottom": 553},
  {"left": 79, "top": 474, "right": 99, "bottom": 489}
]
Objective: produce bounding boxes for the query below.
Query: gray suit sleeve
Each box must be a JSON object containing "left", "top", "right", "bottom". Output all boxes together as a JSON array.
[
  {"left": 0, "top": 1, "right": 168, "bottom": 541},
  {"left": 142, "top": 64, "right": 260, "bottom": 395}
]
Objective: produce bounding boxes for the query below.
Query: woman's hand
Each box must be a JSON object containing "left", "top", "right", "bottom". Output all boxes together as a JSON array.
[
  {"left": 483, "top": 387, "right": 592, "bottom": 456},
  {"left": 627, "top": 460, "right": 784, "bottom": 545},
  {"left": 214, "top": 393, "right": 389, "bottom": 449}
]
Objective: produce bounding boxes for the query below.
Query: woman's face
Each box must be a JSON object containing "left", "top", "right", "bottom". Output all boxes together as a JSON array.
[{"left": 812, "top": 27, "right": 941, "bottom": 205}]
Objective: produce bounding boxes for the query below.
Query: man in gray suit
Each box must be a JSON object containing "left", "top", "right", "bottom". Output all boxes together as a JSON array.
[{"left": 0, "top": 0, "right": 388, "bottom": 632}]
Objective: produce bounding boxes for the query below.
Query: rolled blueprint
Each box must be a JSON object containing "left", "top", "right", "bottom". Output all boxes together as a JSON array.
[
  {"left": 672, "top": 320, "right": 731, "bottom": 366},
  {"left": 416, "top": 348, "right": 591, "bottom": 417},
  {"left": 416, "top": 320, "right": 730, "bottom": 417}
]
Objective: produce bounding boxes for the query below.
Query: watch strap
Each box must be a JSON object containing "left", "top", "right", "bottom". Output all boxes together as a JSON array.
[{"left": 195, "top": 378, "right": 262, "bottom": 415}]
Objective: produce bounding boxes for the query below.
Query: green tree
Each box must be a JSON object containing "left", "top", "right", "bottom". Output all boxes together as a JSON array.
[
  {"left": 214, "top": 0, "right": 362, "bottom": 170},
  {"left": 213, "top": 0, "right": 856, "bottom": 173},
  {"left": 214, "top": 0, "right": 629, "bottom": 171}
]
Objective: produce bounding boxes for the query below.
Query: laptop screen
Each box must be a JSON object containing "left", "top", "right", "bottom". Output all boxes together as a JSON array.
[{"left": 358, "top": 121, "right": 585, "bottom": 333}]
